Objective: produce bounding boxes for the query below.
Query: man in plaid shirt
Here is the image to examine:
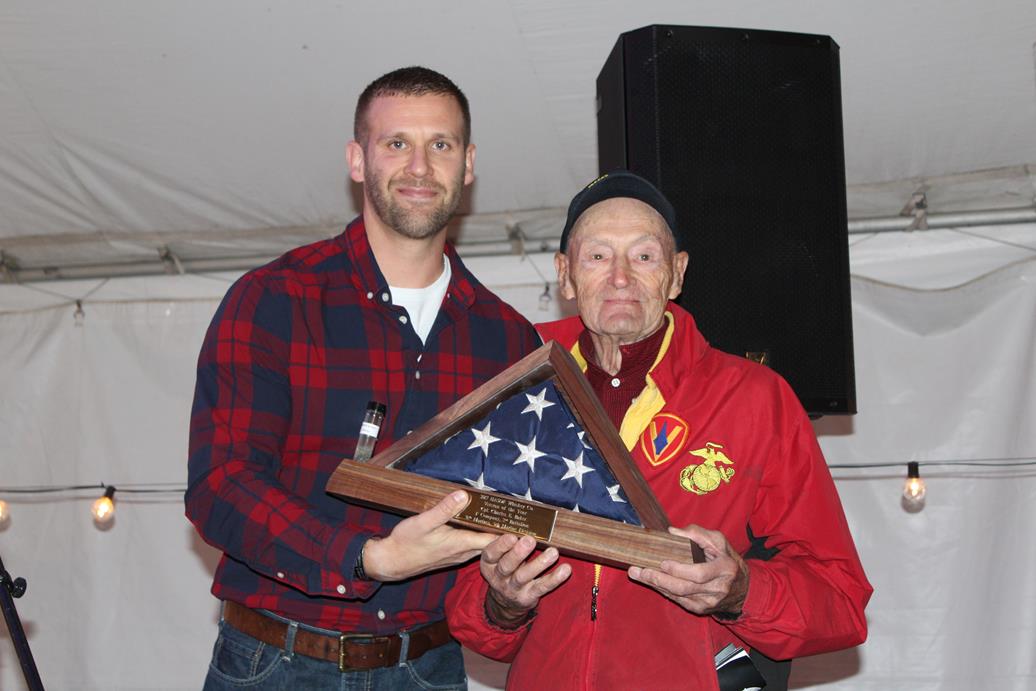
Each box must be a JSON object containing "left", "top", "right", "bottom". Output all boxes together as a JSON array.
[{"left": 186, "top": 66, "right": 540, "bottom": 689}]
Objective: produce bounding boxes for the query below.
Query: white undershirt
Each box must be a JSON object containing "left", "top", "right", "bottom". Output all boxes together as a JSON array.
[{"left": 389, "top": 255, "right": 451, "bottom": 344}]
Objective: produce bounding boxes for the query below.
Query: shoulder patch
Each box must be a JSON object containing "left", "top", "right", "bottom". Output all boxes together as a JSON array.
[{"left": 638, "top": 412, "right": 690, "bottom": 467}]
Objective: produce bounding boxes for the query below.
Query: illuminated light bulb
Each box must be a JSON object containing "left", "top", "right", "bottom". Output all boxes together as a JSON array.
[
  {"left": 0, "top": 499, "right": 10, "bottom": 529},
  {"left": 903, "top": 462, "right": 926, "bottom": 502},
  {"left": 91, "top": 486, "right": 116, "bottom": 526}
]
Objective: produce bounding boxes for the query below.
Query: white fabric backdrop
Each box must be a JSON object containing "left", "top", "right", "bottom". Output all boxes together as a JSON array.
[{"left": 1, "top": 230, "right": 1035, "bottom": 690}]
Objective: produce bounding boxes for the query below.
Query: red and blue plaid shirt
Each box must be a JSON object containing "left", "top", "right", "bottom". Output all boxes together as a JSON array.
[{"left": 186, "top": 217, "right": 541, "bottom": 633}]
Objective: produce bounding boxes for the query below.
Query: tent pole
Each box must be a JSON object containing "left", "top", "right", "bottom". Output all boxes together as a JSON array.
[{"left": 3, "top": 207, "right": 1034, "bottom": 283}]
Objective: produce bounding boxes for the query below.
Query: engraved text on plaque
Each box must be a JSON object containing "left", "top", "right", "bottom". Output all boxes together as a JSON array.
[{"left": 456, "top": 492, "right": 558, "bottom": 541}]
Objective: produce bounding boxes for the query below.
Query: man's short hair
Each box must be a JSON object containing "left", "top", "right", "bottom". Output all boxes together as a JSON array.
[{"left": 354, "top": 66, "right": 471, "bottom": 146}]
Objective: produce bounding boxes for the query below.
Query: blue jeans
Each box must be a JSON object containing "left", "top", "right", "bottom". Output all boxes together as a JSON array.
[{"left": 202, "top": 616, "right": 468, "bottom": 691}]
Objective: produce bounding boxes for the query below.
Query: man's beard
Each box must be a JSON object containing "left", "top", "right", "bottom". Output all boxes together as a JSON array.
[{"left": 365, "top": 167, "right": 465, "bottom": 240}]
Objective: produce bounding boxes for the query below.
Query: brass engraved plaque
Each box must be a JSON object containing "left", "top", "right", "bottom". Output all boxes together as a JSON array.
[{"left": 456, "top": 491, "right": 558, "bottom": 541}]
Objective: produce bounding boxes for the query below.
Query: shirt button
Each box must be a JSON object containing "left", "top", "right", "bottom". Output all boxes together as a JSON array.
[
  {"left": 381, "top": 293, "right": 390, "bottom": 302},
  {"left": 366, "top": 291, "right": 373, "bottom": 300},
  {"left": 416, "top": 353, "right": 423, "bottom": 362},
  {"left": 336, "top": 584, "right": 346, "bottom": 594},
  {"left": 611, "top": 377, "right": 621, "bottom": 388},
  {"left": 399, "top": 315, "right": 408, "bottom": 324},
  {"left": 377, "top": 610, "right": 386, "bottom": 620},
  {"left": 415, "top": 371, "right": 421, "bottom": 380},
  {"left": 276, "top": 571, "right": 285, "bottom": 579}
]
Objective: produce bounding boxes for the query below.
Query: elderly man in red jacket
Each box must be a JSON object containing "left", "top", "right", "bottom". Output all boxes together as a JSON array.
[{"left": 446, "top": 171, "right": 872, "bottom": 690}]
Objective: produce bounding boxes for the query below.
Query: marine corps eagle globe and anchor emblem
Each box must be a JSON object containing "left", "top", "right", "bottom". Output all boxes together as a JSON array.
[{"left": 680, "top": 442, "right": 735, "bottom": 495}]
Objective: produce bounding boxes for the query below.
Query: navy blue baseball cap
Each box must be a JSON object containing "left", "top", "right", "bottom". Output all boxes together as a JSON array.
[{"left": 559, "top": 170, "right": 678, "bottom": 252}]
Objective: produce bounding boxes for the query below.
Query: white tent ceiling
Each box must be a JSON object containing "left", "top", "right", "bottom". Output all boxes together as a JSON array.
[{"left": 1, "top": 0, "right": 1035, "bottom": 281}]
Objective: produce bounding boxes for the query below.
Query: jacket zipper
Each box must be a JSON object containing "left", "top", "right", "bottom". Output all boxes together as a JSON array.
[
  {"left": 590, "top": 563, "right": 601, "bottom": 620},
  {"left": 583, "top": 564, "right": 603, "bottom": 690}
]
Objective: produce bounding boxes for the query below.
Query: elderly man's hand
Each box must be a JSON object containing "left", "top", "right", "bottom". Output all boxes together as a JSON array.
[
  {"left": 628, "top": 524, "right": 749, "bottom": 617},
  {"left": 480, "top": 534, "right": 572, "bottom": 627}
]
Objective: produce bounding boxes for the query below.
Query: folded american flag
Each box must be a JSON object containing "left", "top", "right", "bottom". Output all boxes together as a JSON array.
[{"left": 406, "top": 381, "right": 640, "bottom": 525}]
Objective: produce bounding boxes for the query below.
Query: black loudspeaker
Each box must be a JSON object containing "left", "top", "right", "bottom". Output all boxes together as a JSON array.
[{"left": 597, "top": 25, "right": 856, "bottom": 415}]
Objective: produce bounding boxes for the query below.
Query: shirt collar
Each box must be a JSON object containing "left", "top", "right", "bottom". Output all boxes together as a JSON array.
[
  {"left": 442, "top": 243, "right": 476, "bottom": 309},
  {"left": 342, "top": 216, "right": 388, "bottom": 296},
  {"left": 578, "top": 320, "right": 668, "bottom": 382},
  {"left": 341, "top": 215, "right": 476, "bottom": 309}
]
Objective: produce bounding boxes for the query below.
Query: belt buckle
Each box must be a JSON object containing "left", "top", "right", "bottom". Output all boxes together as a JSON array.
[{"left": 338, "top": 632, "right": 376, "bottom": 672}]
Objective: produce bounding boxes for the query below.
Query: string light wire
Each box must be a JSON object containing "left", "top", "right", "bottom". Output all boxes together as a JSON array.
[
  {"left": 0, "top": 482, "right": 186, "bottom": 494},
  {"left": 2, "top": 458, "right": 1032, "bottom": 498},
  {"left": 827, "top": 457, "right": 1036, "bottom": 469}
]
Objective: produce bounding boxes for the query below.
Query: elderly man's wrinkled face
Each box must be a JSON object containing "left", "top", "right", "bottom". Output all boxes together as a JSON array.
[{"left": 555, "top": 197, "right": 688, "bottom": 345}]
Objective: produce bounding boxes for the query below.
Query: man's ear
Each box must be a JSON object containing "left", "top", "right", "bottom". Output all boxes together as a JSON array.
[
  {"left": 555, "top": 252, "right": 576, "bottom": 300},
  {"left": 668, "top": 250, "right": 690, "bottom": 300},
  {"left": 346, "top": 140, "right": 365, "bottom": 184},
  {"left": 463, "top": 143, "right": 476, "bottom": 186}
]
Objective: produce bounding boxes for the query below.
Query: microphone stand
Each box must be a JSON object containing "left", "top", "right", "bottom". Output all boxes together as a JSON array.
[{"left": 0, "top": 553, "right": 44, "bottom": 690}]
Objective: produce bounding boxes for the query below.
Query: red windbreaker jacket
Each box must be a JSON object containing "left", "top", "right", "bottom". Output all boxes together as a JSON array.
[{"left": 447, "top": 304, "right": 871, "bottom": 690}]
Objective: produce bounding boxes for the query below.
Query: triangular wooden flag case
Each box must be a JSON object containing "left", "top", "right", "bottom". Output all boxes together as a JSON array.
[{"left": 327, "top": 341, "right": 704, "bottom": 568}]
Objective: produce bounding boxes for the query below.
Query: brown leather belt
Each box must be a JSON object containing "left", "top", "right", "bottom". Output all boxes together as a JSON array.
[{"left": 222, "top": 601, "right": 453, "bottom": 672}]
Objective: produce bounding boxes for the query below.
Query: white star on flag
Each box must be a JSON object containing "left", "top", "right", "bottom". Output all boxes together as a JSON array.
[
  {"left": 577, "top": 430, "right": 593, "bottom": 449},
  {"left": 521, "top": 388, "right": 556, "bottom": 420},
  {"left": 513, "top": 438, "right": 547, "bottom": 472},
  {"left": 606, "top": 484, "right": 627, "bottom": 503},
  {"left": 560, "top": 451, "right": 595, "bottom": 487},
  {"left": 465, "top": 472, "right": 496, "bottom": 492},
  {"left": 512, "top": 488, "right": 535, "bottom": 501},
  {"left": 467, "top": 422, "right": 500, "bottom": 457}
]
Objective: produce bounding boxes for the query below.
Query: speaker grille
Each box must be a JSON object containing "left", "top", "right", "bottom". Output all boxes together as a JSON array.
[{"left": 598, "top": 25, "right": 855, "bottom": 414}]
